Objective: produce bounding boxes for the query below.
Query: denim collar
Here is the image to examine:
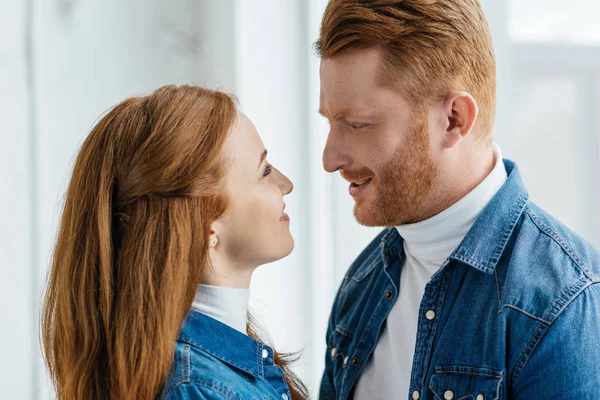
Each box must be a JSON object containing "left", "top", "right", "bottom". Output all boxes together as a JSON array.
[
  {"left": 382, "top": 159, "right": 529, "bottom": 275},
  {"left": 177, "top": 310, "right": 270, "bottom": 379},
  {"left": 449, "top": 159, "right": 529, "bottom": 274}
]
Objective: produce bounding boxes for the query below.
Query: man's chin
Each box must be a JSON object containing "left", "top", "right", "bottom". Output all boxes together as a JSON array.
[{"left": 354, "top": 203, "right": 395, "bottom": 227}]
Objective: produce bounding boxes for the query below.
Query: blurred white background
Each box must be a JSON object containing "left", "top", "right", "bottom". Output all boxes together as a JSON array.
[{"left": 1, "top": 0, "right": 598, "bottom": 398}]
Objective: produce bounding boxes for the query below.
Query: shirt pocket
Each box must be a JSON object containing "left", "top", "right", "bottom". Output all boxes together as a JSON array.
[
  {"left": 327, "top": 324, "right": 355, "bottom": 377},
  {"left": 429, "top": 365, "right": 503, "bottom": 400}
]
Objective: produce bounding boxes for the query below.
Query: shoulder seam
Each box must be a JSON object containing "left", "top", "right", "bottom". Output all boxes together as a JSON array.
[
  {"left": 510, "top": 278, "right": 596, "bottom": 384},
  {"left": 524, "top": 207, "right": 594, "bottom": 278}
]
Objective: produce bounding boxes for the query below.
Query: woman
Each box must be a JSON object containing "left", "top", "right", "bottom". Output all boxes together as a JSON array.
[{"left": 41, "top": 85, "right": 308, "bottom": 399}]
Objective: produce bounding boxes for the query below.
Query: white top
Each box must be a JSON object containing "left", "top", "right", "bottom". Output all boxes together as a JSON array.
[
  {"left": 354, "top": 144, "right": 507, "bottom": 399},
  {"left": 190, "top": 283, "right": 250, "bottom": 335}
]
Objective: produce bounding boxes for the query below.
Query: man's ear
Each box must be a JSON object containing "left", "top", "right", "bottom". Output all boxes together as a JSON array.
[{"left": 440, "top": 91, "right": 478, "bottom": 149}]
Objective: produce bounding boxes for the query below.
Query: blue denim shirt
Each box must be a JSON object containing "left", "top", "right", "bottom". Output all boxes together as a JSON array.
[
  {"left": 158, "top": 310, "right": 292, "bottom": 400},
  {"left": 320, "top": 160, "right": 600, "bottom": 400}
]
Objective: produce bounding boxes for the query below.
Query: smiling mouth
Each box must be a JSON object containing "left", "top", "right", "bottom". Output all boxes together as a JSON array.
[
  {"left": 351, "top": 179, "right": 371, "bottom": 187},
  {"left": 349, "top": 178, "right": 373, "bottom": 197}
]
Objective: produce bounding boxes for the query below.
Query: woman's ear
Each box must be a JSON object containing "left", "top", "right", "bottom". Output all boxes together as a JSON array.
[
  {"left": 208, "top": 222, "right": 221, "bottom": 249},
  {"left": 208, "top": 232, "right": 218, "bottom": 248}
]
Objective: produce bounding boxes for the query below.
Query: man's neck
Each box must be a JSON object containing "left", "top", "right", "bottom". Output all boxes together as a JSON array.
[{"left": 416, "top": 144, "right": 496, "bottom": 223}]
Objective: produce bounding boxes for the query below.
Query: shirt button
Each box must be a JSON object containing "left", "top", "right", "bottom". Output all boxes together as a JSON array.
[
  {"left": 331, "top": 347, "right": 337, "bottom": 358},
  {"left": 385, "top": 290, "right": 394, "bottom": 299},
  {"left": 412, "top": 390, "right": 420, "bottom": 399},
  {"left": 281, "top": 394, "right": 289, "bottom": 400},
  {"left": 262, "top": 349, "right": 269, "bottom": 359},
  {"left": 444, "top": 390, "right": 454, "bottom": 400},
  {"left": 477, "top": 395, "right": 484, "bottom": 400},
  {"left": 343, "top": 356, "right": 349, "bottom": 365},
  {"left": 425, "top": 310, "right": 436, "bottom": 320},
  {"left": 351, "top": 357, "right": 360, "bottom": 366}
]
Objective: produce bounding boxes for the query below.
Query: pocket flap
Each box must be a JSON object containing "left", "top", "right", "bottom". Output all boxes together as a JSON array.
[{"left": 429, "top": 365, "right": 503, "bottom": 400}]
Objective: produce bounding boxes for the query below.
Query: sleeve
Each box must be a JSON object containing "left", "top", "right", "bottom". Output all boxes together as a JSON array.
[
  {"left": 512, "top": 282, "right": 600, "bottom": 399},
  {"left": 319, "top": 289, "right": 341, "bottom": 400},
  {"left": 319, "top": 345, "right": 336, "bottom": 400}
]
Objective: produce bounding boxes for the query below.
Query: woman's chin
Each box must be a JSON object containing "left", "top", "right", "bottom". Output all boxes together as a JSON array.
[
  {"left": 276, "top": 236, "right": 295, "bottom": 260},
  {"left": 270, "top": 237, "right": 295, "bottom": 263}
]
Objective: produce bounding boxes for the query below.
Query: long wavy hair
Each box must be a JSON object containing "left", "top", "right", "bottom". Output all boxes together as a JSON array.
[{"left": 41, "top": 85, "right": 308, "bottom": 399}]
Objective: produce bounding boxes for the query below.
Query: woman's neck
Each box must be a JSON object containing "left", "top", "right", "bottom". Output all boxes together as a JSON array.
[{"left": 204, "top": 251, "right": 257, "bottom": 289}]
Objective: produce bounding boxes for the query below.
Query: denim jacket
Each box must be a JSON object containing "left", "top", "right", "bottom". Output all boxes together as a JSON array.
[
  {"left": 159, "top": 310, "right": 292, "bottom": 400},
  {"left": 320, "top": 160, "right": 600, "bottom": 400}
]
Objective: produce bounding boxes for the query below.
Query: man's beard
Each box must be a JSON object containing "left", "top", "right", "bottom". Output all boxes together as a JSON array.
[{"left": 354, "top": 113, "right": 438, "bottom": 227}]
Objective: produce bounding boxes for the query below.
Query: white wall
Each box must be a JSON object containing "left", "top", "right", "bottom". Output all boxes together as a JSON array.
[
  {"left": 0, "top": 1, "right": 35, "bottom": 398},
  {"left": 1, "top": 1, "right": 599, "bottom": 399}
]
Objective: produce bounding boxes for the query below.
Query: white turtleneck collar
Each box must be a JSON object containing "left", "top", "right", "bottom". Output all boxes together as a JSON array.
[
  {"left": 396, "top": 144, "right": 507, "bottom": 272},
  {"left": 191, "top": 284, "right": 250, "bottom": 335}
]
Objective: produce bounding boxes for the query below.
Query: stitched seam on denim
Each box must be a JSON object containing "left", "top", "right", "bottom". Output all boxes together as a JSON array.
[
  {"left": 356, "top": 286, "right": 390, "bottom": 346},
  {"left": 511, "top": 278, "right": 594, "bottom": 385},
  {"left": 189, "top": 379, "right": 240, "bottom": 400},
  {"left": 180, "top": 344, "right": 185, "bottom": 383},
  {"left": 510, "top": 322, "right": 549, "bottom": 385},
  {"left": 161, "top": 380, "right": 239, "bottom": 400},
  {"left": 494, "top": 269, "right": 502, "bottom": 311},
  {"left": 487, "top": 193, "right": 528, "bottom": 271},
  {"left": 185, "top": 344, "right": 191, "bottom": 382},
  {"left": 256, "top": 343, "right": 263, "bottom": 378},
  {"left": 348, "top": 260, "right": 381, "bottom": 282},
  {"left": 494, "top": 377, "right": 502, "bottom": 400},
  {"left": 542, "top": 277, "right": 590, "bottom": 323},
  {"left": 428, "top": 377, "right": 444, "bottom": 400},
  {"left": 179, "top": 334, "right": 257, "bottom": 376},
  {"left": 435, "top": 370, "right": 503, "bottom": 379},
  {"left": 499, "top": 304, "right": 550, "bottom": 325},
  {"left": 335, "top": 325, "right": 355, "bottom": 339},
  {"left": 525, "top": 208, "right": 593, "bottom": 278},
  {"left": 452, "top": 253, "right": 489, "bottom": 272},
  {"left": 452, "top": 193, "right": 527, "bottom": 273}
]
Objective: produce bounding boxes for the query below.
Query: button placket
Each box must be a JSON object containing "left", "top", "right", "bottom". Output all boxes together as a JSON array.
[{"left": 410, "top": 270, "right": 452, "bottom": 396}]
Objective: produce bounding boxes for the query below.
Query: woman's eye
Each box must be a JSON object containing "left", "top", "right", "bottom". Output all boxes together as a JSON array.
[{"left": 263, "top": 164, "right": 272, "bottom": 177}]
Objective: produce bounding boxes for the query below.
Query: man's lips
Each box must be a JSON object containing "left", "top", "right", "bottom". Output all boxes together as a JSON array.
[{"left": 349, "top": 178, "right": 373, "bottom": 197}]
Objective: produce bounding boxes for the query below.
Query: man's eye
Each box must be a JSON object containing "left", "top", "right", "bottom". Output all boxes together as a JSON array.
[
  {"left": 348, "top": 122, "right": 369, "bottom": 130},
  {"left": 263, "top": 164, "right": 272, "bottom": 177}
]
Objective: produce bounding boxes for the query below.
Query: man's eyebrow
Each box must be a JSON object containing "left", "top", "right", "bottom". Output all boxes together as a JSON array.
[
  {"left": 257, "top": 149, "right": 267, "bottom": 170},
  {"left": 318, "top": 107, "right": 379, "bottom": 120}
]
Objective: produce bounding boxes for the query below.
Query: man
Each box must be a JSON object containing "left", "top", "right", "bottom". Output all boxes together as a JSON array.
[{"left": 316, "top": 1, "right": 600, "bottom": 399}]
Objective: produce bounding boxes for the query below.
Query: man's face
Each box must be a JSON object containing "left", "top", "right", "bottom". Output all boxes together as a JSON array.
[{"left": 320, "top": 47, "right": 438, "bottom": 226}]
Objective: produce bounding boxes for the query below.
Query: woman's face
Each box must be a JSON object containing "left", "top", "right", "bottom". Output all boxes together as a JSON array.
[{"left": 212, "top": 112, "right": 294, "bottom": 268}]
